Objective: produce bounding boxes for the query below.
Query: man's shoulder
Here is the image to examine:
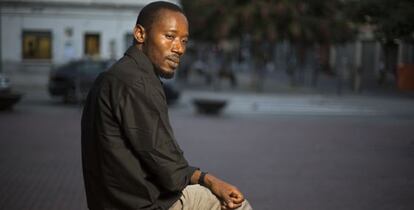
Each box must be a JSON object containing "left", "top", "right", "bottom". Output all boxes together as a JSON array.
[{"left": 104, "top": 55, "right": 147, "bottom": 87}]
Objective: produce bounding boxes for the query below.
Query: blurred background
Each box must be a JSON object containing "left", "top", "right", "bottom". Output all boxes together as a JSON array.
[{"left": 0, "top": 0, "right": 414, "bottom": 210}]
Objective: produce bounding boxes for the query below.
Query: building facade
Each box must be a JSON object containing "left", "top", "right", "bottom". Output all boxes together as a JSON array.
[{"left": 0, "top": 0, "right": 178, "bottom": 75}]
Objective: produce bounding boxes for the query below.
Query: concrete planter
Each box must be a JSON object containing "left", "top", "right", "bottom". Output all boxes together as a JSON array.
[
  {"left": 192, "top": 98, "right": 227, "bottom": 115},
  {"left": 0, "top": 91, "right": 22, "bottom": 110}
]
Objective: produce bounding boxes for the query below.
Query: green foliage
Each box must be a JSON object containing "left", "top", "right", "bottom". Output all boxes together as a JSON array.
[
  {"left": 347, "top": 0, "right": 414, "bottom": 41},
  {"left": 181, "top": 0, "right": 356, "bottom": 44}
]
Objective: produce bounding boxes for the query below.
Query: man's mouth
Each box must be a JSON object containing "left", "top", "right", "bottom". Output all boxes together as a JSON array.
[{"left": 166, "top": 56, "right": 180, "bottom": 68}]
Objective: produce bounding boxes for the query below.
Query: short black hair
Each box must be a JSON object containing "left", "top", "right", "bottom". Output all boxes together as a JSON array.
[{"left": 136, "top": 1, "right": 184, "bottom": 32}]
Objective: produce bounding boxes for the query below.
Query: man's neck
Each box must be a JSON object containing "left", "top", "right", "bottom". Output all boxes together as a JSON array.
[{"left": 135, "top": 44, "right": 143, "bottom": 51}]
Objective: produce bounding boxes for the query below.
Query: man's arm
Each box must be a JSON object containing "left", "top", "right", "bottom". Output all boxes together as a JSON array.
[
  {"left": 113, "top": 81, "right": 197, "bottom": 192},
  {"left": 190, "top": 170, "right": 245, "bottom": 209}
]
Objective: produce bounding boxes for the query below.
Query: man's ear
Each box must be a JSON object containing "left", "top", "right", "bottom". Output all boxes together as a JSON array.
[{"left": 133, "top": 24, "right": 146, "bottom": 44}]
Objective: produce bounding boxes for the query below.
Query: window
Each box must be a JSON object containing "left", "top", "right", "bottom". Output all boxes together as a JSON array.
[
  {"left": 84, "top": 33, "right": 100, "bottom": 56},
  {"left": 22, "top": 31, "right": 52, "bottom": 59}
]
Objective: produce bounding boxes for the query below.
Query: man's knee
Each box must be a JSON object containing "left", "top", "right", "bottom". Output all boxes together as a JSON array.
[
  {"left": 182, "top": 184, "right": 218, "bottom": 205},
  {"left": 178, "top": 184, "right": 252, "bottom": 210}
]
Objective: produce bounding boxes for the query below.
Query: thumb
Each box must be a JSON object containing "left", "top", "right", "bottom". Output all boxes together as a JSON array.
[
  {"left": 223, "top": 194, "right": 235, "bottom": 208},
  {"left": 230, "top": 192, "right": 244, "bottom": 204}
]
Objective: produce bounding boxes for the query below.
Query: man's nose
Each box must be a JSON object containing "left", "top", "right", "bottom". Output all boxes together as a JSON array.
[{"left": 172, "top": 40, "right": 185, "bottom": 55}]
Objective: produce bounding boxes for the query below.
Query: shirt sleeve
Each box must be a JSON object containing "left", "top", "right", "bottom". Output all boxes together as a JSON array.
[{"left": 115, "top": 80, "right": 198, "bottom": 193}]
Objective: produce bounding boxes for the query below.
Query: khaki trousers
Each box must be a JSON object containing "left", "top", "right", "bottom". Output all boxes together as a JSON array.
[{"left": 169, "top": 185, "right": 253, "bottom": 210}]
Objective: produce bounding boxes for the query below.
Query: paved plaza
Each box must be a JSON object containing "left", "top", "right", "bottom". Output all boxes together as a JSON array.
[{"left": 0, "top": 89, "right": 414, "bottom": 210}]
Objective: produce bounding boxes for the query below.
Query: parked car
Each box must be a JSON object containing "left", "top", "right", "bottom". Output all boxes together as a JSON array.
[
  {"left": 0, "top": 74, "right": 22, "bottom": 110},
  {"left": 48, "top": 59, "right": 112, "bottom": 103},
  {"left": 48, "top": 59, "right": 181, "bottom": 104},
  {"left": 161, "top": 77, "right": 181, "bottom": 105}
]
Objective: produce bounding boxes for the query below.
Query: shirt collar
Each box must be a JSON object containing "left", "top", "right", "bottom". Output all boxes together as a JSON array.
[{"left": 124, "top": 45, "right": 155, "bottom": 76}]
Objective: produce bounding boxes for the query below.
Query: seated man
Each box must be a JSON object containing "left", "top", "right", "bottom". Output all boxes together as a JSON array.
[{"left": 81, "top": 1, "right": 252, "bottom": 210}]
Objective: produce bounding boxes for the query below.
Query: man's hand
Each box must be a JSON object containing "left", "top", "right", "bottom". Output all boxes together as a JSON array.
[{"left": 204, "top": 174, "right": 245, "bottom": 209}]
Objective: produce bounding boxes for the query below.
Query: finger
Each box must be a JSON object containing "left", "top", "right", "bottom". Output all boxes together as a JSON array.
[
  {"left": 225, "top": 200, "right": 243, "bottom": 209},
  {"left": 222, "top": 192, "right": 232, "bottom": 203},
  {"left": 231, "top": 196, "right": 244, "bottom": 204},
  {"left": 227, "top": 202, "right": 234, "bottom": 209},
  {"left": 222, "top": 194, "right": 236, "bottom": 209},
  {"left": 230, "top": 193, "right": 244, "bottom": 203},
  {"left": 221, "top": 200, "right": 229, "bottom": 209},
  {"left": 230, "top": 192, "right": 244, "bottom": 204},
  {"left": 230, "top": 190, "right": 242, "bottom": 197},
  {"left": 228, "top": 202, "right": 242, "bottom": 209},
  {"left": 221, "top": 200, "right": 232, "bottom": 210}
]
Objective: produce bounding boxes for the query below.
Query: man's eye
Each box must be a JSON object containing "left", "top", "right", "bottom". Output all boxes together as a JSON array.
[
  {"left": 182, "top": 39, "right": 188, "bottom": 44},
  {"left": 165, "top": 34, "right": 175, "bottom": 40}
]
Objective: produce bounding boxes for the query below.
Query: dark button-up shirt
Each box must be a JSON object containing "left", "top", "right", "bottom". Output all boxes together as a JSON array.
[{"left": 81, "top": 46, "right": 197, "bottom": 210}]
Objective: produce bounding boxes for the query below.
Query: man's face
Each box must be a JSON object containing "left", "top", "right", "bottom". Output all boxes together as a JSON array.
[{"left": 143, "top": 10, "right": 189, "bottom": 78}]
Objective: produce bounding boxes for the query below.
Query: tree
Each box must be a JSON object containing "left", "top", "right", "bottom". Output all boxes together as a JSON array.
[
  {"left": 181, "top": 0, "right": 356, "bottom": 88},
  {"left": 348, "top": 0, "right": 414, "bottom": 77}
]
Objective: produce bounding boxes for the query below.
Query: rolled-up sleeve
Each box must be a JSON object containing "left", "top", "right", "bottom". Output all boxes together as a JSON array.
[{"left": 115, "top": 80, "right": 197, "bottom": 193}]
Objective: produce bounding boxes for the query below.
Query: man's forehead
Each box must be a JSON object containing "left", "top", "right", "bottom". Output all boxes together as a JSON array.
[{"left": 153, "top": 9, "right": 188, "bottom": 26}]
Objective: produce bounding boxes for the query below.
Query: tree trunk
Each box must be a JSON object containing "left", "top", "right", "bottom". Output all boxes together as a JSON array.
[{"left": 381, "top": 40, "right": 399, "bottom": 84}]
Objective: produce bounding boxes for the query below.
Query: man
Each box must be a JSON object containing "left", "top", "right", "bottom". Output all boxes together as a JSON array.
[{"left": 81, "top": 1, "right": 252, "bottom": 210}]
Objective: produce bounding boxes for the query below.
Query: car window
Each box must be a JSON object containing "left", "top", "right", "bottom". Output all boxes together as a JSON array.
[
  {"left": 66, "top": 62, "right": 78, "bottom": 72},
  {"left": 52, "top": 62, "right": 77, "bottom": 76},
  {"left": 78, "top": 61, "right": 106, "bottom": 75}
]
